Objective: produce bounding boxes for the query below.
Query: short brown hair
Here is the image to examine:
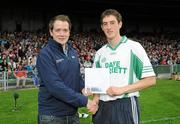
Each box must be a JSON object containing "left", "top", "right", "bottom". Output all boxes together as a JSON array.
[
  {"left": 48, "top": 15, "right": 72, "bottom": 31},
  {"left": 100, "top": 9, "right": 122, "bottom": 24}
]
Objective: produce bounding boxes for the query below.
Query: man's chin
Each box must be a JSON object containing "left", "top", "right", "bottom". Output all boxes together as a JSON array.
[
  {"left": 107, "top": 36, "right": 114, "bottom": 41},
  {"left": 57, "top": 40, "right": 67, "bottom": 45}
]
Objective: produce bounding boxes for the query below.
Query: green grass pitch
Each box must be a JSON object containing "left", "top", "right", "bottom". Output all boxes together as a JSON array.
[{"left": 0, "top": 79, "right": 180, "bottom": 124}]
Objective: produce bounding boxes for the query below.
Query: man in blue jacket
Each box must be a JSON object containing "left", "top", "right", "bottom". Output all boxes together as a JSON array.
[{"left": 36, "top": 15, "right": 96, "bottom": 124}]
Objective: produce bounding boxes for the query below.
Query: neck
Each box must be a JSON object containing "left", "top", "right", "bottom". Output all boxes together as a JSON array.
[
  {"left": 62, "top": 44, "right": 66, "bottom": 51},
  {"left": 108, "top": 35, "right": 122, "bottom": 48}
]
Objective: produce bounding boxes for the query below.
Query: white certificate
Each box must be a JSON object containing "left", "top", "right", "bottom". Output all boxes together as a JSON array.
[{"left": 85, "top": 68, "right": 110, "bottom": 94}]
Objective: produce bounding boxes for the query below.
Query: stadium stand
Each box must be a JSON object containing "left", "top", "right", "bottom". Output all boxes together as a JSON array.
[{"left": 0, "top": 31, "right": 179, "bottom": 89}]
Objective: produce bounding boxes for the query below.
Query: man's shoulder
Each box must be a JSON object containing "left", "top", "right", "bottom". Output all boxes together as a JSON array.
[
  {"left": 39, "top": 43, "right": 52, "bottom": 54},
  {"left": 126, "top": 38, "right": 143, "bottom": 49},
  {"left": 96, "top": 44, "right": 107, "bottom": 53},
  {"left": 37, "top": 44, "right": 55, "bottom": 62}
]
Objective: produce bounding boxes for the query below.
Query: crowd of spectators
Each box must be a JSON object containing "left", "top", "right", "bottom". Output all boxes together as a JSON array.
[
  {"left": 129, "top": 32, "right": 180, "bottom": 66},
  {"left": 0, "top": 31, "right": 180, "bottom": 79}
]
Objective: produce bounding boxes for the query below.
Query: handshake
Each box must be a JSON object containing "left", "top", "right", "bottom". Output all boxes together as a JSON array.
[
  {"left": 82, "top": 88, "right": 99, "bottom": 114},
  {"left": 87, "top": 99, "right": 98, "bottom": 114}
]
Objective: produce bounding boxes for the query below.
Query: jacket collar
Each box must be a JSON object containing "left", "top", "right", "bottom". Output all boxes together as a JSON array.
[{"left": 48, "top": 38, "right": 71, "bottom": 54}]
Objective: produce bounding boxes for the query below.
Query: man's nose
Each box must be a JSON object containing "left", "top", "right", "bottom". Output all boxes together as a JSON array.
[{"left": 107, "top": 23, "right": 111, "bottom": 29}]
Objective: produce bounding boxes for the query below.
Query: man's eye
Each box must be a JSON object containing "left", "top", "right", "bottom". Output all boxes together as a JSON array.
[
  {"left": 103, "top": 23, "right": 107, "bottom": 26},
  {"left": 110, "top": 22, "right": 115, "bottom": 25},
  {"left": 63, "top": 29, "right": 68, "bottom": 32},
  {"left": 54, "top": 29, "right": 60, "bottom": 32}
]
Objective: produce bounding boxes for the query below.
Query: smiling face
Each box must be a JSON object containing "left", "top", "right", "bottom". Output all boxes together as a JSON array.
[
  {"left": 101, "top": 15, "right": 122, "bottom": 41},
  {"left": 49, "top": 20, "right": 70, "bottom": 46}
]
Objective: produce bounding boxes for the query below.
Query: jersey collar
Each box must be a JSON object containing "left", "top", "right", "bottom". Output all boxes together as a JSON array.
[{"left": 106, "top": 35, "right": 128, "bottom": 51}]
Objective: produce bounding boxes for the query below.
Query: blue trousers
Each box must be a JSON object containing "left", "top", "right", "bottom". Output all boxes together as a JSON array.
[
  {"left": 93, "top": 97, "right": 140, "bottom": 124},
  {"left": 38, "top": 114, "right": 80, "bottom": 124}
]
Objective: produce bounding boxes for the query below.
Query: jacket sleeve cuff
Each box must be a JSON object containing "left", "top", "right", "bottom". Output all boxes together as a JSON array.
[{"left": 79, "top": 95, "right": 88, "bottom": 107}]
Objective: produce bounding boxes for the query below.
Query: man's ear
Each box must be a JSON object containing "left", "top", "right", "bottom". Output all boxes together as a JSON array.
[
  {"left": 119, "top": 21, "right": 122, "bottom": 29},
  {"left": 101, "top": 25, "right": 104, "bottom": 31},
  {"left": 49, "top": 29, "right": 53, "bottom": 36}
]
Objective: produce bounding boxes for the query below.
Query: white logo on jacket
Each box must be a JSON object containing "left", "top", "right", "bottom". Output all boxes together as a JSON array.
[{"left": 56, "top": 59, "right": 64, "bottom": 63}]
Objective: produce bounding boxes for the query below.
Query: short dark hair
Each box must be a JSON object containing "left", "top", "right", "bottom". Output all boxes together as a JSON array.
[
  {"left": 100, "top": 9, "right": 122, "bottom": 24},
  {"left": 49, "top": 15, "right": 72, "bottom": 31}
]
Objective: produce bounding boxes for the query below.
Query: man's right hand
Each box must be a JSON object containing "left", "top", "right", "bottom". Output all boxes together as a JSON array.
[
  {"left": 82, "top": 88, "right": 93, "bottom": 96},
  {"left": 86, "top": 99, "right": 98, "bottom": 114}
]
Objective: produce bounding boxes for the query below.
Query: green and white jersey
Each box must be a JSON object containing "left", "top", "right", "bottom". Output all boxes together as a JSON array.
[{"left": 93, "top": 36, "right": 155, "bottom": 101}]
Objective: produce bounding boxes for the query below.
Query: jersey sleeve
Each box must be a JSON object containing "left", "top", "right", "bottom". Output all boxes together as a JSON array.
[
  {"left": 136, "top": 43, "right": 156, "bottom": 78},
  {"left": 93, "top": 52, "right": 101, "bottom": 68}
]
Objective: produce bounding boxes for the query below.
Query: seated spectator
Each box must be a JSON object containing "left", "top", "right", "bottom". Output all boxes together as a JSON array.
[
  {"left": 14, "top": 66, "right": 27, "bottom": 88},
  {"left": 24, "top": 65, "right": 33, "bottom": 77},
  {"left": 32, "top": 70, "right": 39, "bottom": 87}
]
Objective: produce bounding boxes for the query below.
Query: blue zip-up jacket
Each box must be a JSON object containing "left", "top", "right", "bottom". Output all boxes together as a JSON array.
[{"left": 36, "top": 39, "right": 88, "bottom": 117}]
